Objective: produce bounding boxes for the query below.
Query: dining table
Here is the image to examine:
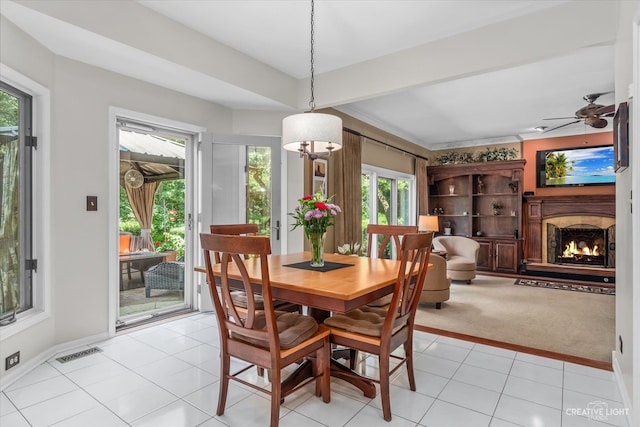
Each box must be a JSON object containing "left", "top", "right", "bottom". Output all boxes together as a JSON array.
[{"left": 196, "top": 251, "right": 410, "bottom": 398}]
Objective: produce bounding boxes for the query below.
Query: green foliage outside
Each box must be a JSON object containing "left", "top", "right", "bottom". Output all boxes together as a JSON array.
[
  {"left": 247, "top": 147, "right": 271, "bottom": 237},
  {"left": 0, "top": 89, "right": 20, "bottom": 316},
  {"left": 361, "top": 174, "right": 411, "bottom": 259},
  {"left": 119, "top": 180, "right": 185, "bottom": 259}
]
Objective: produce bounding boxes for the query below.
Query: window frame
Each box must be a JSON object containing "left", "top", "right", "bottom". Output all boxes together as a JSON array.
[
  {"left": 361, "top": 164, "right": 416, "bottom": 256},
  {"left": 0, "top": 64, "right": 51, "bottom": 339}
]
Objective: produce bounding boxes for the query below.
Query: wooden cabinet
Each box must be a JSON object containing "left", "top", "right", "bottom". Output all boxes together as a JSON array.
[
  {"left": 427, "top": 160, "right": 525, "bottom": 273},
  {"left": 476, "top": 238, "right": 521, "bottom": 273}
]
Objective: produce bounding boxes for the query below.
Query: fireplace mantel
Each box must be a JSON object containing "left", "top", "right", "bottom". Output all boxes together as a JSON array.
[{"left": 524, "top": 195, "right": 615, "bottom": 263}]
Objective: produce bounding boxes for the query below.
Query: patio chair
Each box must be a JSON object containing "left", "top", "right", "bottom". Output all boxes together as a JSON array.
[{"left": 144, "top": 261, "right": 184, "bottom": 297}]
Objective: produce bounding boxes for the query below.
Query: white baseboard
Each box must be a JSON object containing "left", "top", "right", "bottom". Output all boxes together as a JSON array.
[
  {"left": 0, "top": 331, "right": 109, "bottom": 392},
  {"left": 612, "top": 351, "right": 634, "bottom": 427}
]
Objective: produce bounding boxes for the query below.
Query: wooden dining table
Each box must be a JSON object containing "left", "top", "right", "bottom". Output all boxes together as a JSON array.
[{"left": 196, "top": 251, "right": 407, "bottom": 398}]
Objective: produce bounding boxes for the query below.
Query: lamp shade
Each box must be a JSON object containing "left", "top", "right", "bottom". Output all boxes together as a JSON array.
[
  {"left": 418, "top": 215, "right": 439, "bottom": 232},
  {"left": 282, "top": 112, "right": 343, "bottom": 154}
]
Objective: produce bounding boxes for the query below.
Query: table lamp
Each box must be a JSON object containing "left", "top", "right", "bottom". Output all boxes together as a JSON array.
[{"left": 418, "top": 215, "right": 439, "bottom": 233}]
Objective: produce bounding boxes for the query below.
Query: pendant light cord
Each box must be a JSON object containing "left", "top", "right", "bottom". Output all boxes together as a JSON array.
[{"left": 309, "top": 0, "right": 316, "bottom": 112}]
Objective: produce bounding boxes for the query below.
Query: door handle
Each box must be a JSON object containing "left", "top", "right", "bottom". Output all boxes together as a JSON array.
[{"left": 272, "top": 220, "right": 280, "bottom": 240}]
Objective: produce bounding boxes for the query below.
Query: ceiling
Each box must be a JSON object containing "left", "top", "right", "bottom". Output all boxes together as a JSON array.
[{"left": 1, "top": 0, "right": 622, "bottom": 149}]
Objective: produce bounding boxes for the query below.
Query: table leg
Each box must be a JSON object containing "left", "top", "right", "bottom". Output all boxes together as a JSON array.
[{"left": 306, "top": 307, "right": 376, "bottom": 398}]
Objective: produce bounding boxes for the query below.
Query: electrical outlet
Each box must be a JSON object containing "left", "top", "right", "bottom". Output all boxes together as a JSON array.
[{"left": 5, "top": 351, "right": 20, "bottom": 370}]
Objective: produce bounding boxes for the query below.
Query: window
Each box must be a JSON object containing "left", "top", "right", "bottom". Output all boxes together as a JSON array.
[
  {"left": 361, "top": 165, "right": 415, "bottom": 257},
  {"left": 0, "top": 81, "right": 34, "bottom": 324}
]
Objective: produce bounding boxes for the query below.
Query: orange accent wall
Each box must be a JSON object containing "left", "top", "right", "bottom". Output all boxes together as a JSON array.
[{"left": 522, "top": 132, "right": 615, "bottom": 196}]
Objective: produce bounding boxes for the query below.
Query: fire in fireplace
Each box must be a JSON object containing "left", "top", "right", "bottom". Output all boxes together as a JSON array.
[{"left": 547, "top": 224, "right": 614, "bottom": 268}]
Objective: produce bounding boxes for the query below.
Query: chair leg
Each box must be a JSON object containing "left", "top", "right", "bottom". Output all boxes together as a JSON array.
[
  {"left": 404, "top": 338, "right": 416, "bottom": 392},
  {"left": 217, "top": 354, "right": 231, "bottom": 416},
  {"left": 378, "top": 352, "right": 392, "bottom": 421},
  {"left": 270, "top": 368, "right": 282, "bottom": 427},
  {"left": 435, "top": 302, "right": 442, "bottom": 309},
  {"left": 316, "top": 336, "right": 331, "bottom": 403}
]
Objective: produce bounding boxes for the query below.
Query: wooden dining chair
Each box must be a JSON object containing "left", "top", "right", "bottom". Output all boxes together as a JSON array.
[
  {"left": 210, "top": 224, "right": 300, "bottom": 314},
  {"left": 200, "top": 233, "right": 331, "bottom": 427},
  {"left": 365, "top": 224, "right": 418, "bottom": 307},
  {"left": 324, "top": 232, "right": 433, "bottom": 422}
]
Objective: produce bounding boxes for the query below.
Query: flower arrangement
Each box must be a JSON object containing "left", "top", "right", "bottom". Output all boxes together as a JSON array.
[
  {"left": 337, "top": 242, "right": 362, "bottom": 256},
  {"left": 289, "top": 192, "right": 341, "bottom": 238}
]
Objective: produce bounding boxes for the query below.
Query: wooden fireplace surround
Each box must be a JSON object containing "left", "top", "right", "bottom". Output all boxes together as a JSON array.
[{"left": 524, "top": 195, "right": 615, "bottom": 264}]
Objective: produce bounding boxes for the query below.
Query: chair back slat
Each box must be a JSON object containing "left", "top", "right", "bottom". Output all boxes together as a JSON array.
[
  {"left": 366, "top": 224, "right": 418, "bottom": 259},
  {"left": 383, "top": 232, "right": 433, "bottom": 338},
  {"left": 210, "top": 224, "right": 259, "bottom": 262},
  {"left": 200, "top": 233, "right": 278, "bottom": 348}
]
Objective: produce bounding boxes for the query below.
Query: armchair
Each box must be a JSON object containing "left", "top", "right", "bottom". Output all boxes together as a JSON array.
[
  {"left": 432, "top": 236, "right": 479, "bottom": 283},
  {"left": 419, "top": 253, "right": 451, "bottom": 308}
]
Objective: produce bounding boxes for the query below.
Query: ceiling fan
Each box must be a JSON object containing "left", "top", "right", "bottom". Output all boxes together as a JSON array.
[{"left": 542, "top": 92, "right": 615, "bottom": 133}]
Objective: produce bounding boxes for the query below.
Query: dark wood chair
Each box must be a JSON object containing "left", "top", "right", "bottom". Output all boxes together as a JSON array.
[
  {"left": 200, "top": 233, "right": 331, "bottom": 427},
  {"left": 365, "top": 224, "right": 418, "bottom": 307},
  {"left": 324, "top": 232, "right": 433, "bottom": 421},
  {"left": 209, "top": 224, "right": 300, "bottom": 313},
  {"left": 366, "top": 224, "right": 419, "bottom": 260}
]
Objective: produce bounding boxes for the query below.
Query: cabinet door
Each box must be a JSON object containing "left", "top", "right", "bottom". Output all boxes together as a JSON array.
[
  {"left": 494, "top": 240, "right": 518, "bottom": 273},
  {"left": 476, "top": 239, "right": 493, "bottom": 271}
]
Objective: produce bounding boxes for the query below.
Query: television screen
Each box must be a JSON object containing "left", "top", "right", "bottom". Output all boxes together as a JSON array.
[{"left": 536, "top": 145, "right": 615, "bottom": 188}]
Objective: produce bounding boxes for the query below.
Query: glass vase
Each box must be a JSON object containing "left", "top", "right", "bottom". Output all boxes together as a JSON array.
[{"left": 308, "top": 232, "right": 326, "bottom": 267}]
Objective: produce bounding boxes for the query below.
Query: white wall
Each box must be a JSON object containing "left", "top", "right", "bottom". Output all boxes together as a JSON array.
[
  {"left": 612, "top": 2, "right": 639, "bottom": 420},
  {"left": 0, "top": 17, "right": 287, "bottom": 381}
]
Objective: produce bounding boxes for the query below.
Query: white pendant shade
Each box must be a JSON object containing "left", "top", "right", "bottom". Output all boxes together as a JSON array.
[
  {"left": 282, "top": 112, "right": 343, "bottom": 154},
  {"left": 418, "top": 215, "right": 439, "bottom": 232}
]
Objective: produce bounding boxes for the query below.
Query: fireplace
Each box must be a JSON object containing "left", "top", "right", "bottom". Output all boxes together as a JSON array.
[
  {"left": 523, "top": 195, "right": 616, "bottom": 284},
  {"left": 547, "top": 224, "right": 613, "bottom": 267}
]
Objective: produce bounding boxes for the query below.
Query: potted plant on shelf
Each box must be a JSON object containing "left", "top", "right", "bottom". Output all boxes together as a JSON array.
[
  {"left": 491, "top": 200, "right": 502, "bottom": 216},
  {"left": 443, "top": 220, "right": 452, "bottom": 235}
]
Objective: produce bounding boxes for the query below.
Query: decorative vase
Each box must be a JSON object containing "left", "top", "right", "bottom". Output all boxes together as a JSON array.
[{"left": 308, "top": 232, "right": 326, "bottom": 267}]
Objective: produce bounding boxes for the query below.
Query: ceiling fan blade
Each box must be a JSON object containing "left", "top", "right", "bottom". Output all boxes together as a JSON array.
[
  {"left": 543, "top": 116, "right": 577, "bottom": 121},
  {"left": 594, "top": 104, "right": 615, "bottom": 115},
  {"left": 543, "top": 120, "right": 581, "bottom": 133},
  {"left": 590, "top": 118, "right": 608, "bottom": 128}
]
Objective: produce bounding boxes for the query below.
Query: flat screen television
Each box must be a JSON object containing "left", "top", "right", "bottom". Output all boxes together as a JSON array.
[{"left": 536, "top": 145, "right": 616, "bottom": 188}]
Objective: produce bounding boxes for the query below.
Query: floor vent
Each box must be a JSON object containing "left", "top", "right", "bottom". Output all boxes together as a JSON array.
[{"left": 56, "top": 347, "right": 102, "bottom": 364}]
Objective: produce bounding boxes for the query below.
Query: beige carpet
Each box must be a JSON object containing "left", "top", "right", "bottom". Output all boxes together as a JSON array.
[{"left": 414, "top": 275, "right": 615, "bottom": 365}]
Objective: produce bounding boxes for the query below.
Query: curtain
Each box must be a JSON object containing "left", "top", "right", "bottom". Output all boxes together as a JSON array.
[
  {"left": 125, "top": 181, "right": 160, "bottom": 250},
  {"left": 415, "top": 157, "right": 429, "bottom": 216},
  {"left": 333, "top": 131, "right": 362, "bottom": 249}
]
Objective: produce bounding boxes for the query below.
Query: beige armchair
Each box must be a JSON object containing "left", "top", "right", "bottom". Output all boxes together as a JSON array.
[
  {"left": 432, "top": 236, "right": 480, "bottom": 283},
  {"left": 419, "top": 254, "right": 451, "bottom": 308}
]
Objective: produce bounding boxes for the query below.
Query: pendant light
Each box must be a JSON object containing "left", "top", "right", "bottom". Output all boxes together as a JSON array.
[{"left": 282, "top": 0, "right": 342, "bottom": 159}]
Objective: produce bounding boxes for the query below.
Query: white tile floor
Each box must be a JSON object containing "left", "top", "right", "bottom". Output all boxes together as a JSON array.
[{"left": 0, "top": 313, "right": 630, "bottom": 427}]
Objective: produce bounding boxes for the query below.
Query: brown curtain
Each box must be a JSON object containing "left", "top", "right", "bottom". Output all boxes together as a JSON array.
[
  {"left": 415, "top": 157, "right": 429, "bottom": 216},
  {"left": 125, "top": 181, "right": 160, "bottom": 250},
  {"left": 332, "top": 131, "right": 362, "bottom": 250}
]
